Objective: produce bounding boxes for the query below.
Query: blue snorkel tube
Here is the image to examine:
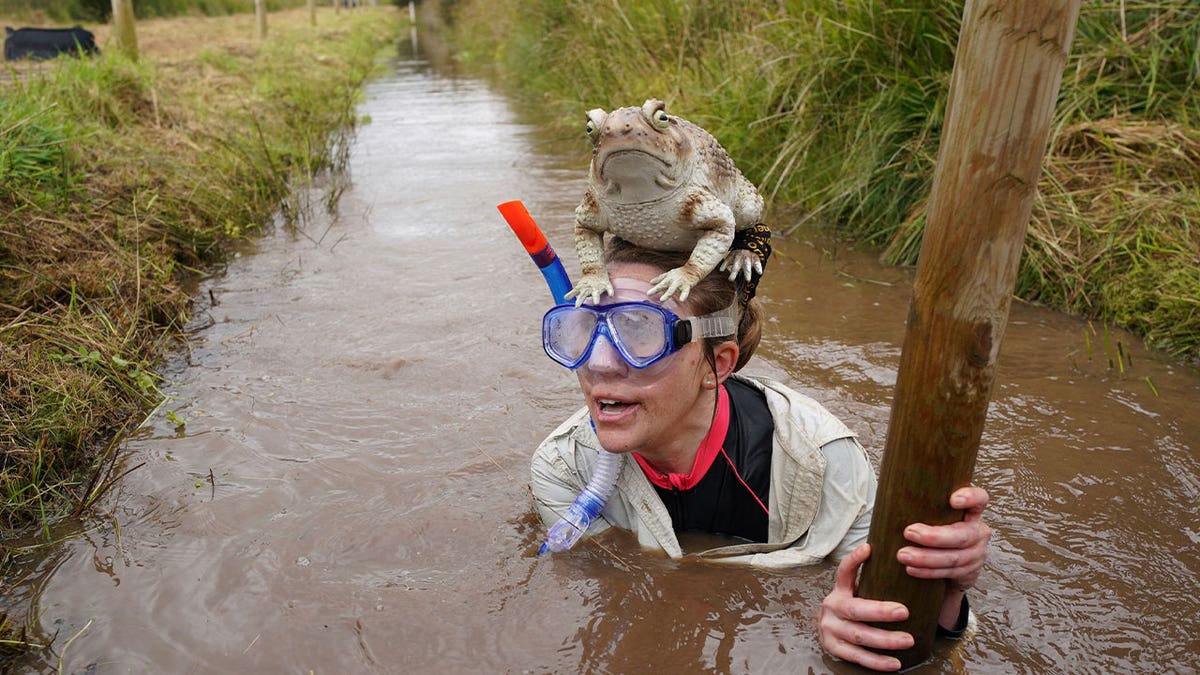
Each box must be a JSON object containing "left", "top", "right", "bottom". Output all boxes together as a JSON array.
[{"left": 498, "top": 200, "right": 621, "bottom": 554}]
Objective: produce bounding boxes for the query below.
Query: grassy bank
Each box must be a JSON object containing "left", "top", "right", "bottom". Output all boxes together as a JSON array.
[
  {"left": 1, "top": 6, "right": 400, "bottom": 546},
  {"left": 445, "top": 0, "right": 1200, "bottom": 364}
]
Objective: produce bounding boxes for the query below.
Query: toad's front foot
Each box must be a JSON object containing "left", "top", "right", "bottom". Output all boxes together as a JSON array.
[
  {"left": 565, "top": 272, "right": 614, "bottom": 307},
  {"left": 719, "top": 249, "right": 763, "bottom": 283},
  {"left": 648, "top": 266, "right": 703, "bottom": 303}
]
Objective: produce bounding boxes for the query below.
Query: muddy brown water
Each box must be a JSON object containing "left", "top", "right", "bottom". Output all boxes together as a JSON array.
[{"left": 6, "top": 42, "right": 1200, "bottom": 675}]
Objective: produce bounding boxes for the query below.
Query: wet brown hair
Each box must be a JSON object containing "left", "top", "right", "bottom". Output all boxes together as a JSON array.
[{"left": 604, "top": 237, "right": 763, "bottom": 373}]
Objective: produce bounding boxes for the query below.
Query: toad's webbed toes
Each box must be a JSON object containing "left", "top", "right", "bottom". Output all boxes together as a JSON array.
[
  {"left": 649, "top": 267, "right": 699, "bottom": 303},
  {"left": 567, "top": 276, "right": 614, "bottom": 307}
]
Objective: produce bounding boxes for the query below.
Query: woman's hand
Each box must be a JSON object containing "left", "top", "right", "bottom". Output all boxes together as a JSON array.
[
  {"left": 897, "top": 486, "right": 991, "bottom": 625},
  {"left": 818, "top": 543, "right": 913, "bottom": 671},
  {"left": 817, "top": 486, "right": 992, "bottom": 670},
  {"left": 898, "top": 486, "right": 990, "bottom": 587}
]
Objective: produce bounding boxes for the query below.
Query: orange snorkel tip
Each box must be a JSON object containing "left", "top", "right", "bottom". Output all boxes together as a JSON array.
[{"left": 498, "top": 200, "right": 549, "bottom": 255}]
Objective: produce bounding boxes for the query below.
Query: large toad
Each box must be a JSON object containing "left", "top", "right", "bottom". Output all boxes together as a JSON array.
[{"left": 568, "top": 98, "right": 765, "bottom": 304}]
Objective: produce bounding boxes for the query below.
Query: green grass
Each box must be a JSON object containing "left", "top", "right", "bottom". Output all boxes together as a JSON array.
[
  {"left": 0, "top": 98, "right": 78, "bottom": 207},
  {"left": 445, "top": 0, "right": 1200, "bottom": 364}
]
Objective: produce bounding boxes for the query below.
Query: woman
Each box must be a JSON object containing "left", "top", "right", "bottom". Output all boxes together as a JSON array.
[{"left": 531, "top": 238, "right": 991, "bottom": 672}]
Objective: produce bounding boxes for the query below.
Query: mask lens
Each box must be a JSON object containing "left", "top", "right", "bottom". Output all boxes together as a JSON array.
[
  {"left": 609, "top": 305, "right": 670, "bottom": 365},
  {"left": 542, "top": 302, "right": 683, "bottom": 370},
  {"left": 544, "top": 306, "right": 599, "bottom": 367}
]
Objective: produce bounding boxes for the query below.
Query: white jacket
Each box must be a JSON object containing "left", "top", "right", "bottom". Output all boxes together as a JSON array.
[{"left": 530, "top": 374, "right": 876, "bottom": 567}]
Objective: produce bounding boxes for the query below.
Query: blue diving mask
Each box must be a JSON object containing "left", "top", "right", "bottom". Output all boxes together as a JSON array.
[{"left": 542, "top": 300, "right": 739, "bottom": 370}]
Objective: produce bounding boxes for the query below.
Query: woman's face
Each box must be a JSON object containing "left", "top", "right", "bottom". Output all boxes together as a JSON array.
[{"left": 575, "top": 262, "right": 717, "bottom": 460}]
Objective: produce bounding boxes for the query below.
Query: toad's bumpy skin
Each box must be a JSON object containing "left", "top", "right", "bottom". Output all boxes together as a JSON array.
[{"left": 568, "top": 99, "right": 764, "bottom": 305}]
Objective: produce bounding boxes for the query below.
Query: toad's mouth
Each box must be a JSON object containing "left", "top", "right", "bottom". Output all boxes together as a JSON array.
[
  {"left": 598, "top": 150, "right": 678, "bottom": 203},
  {"left": 599, "top": 148, "right": 670, "bottom": 174}
]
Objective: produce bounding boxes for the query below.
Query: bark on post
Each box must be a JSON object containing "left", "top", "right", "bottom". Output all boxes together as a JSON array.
[
  {"left": 856, "top": 0, "right": 1080, "bottom": 668},
  {"left": 255, "top": 0, "right": 268, "bottom": 39},
  {"left": 110, "top": 0, "right": 138, "bottom": 61}
]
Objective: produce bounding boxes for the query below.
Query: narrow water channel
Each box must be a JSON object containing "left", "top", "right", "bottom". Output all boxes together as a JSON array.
[{"left": 9, "top": 37, "right": 1200, "bottom": 674}]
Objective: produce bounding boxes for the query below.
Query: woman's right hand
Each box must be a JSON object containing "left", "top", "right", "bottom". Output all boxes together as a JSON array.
[{"left": 817, "top": 543, "right": 914, "bottom": 672}]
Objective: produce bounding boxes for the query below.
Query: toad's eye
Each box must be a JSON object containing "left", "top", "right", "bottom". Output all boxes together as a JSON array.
[
  {"left": 653, "top": 110, "right": 670, "bottom": 128},
  {"left": 586, "top": 120, "right": 598, "bottom": 136}
]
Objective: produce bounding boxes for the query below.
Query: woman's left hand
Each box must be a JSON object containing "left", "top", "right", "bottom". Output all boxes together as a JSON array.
[{"left": 895, "top": 486, "right": 991, "bottom": 593}]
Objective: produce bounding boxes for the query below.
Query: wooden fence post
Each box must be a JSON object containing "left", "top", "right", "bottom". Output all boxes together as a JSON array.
[
  {"left": 110, "top": 0, "right": 138, "bottom": 61},
  {"left": 855, "top": 0, "right": 1080, "bottom": 668},
  {"left": 255, "top": 0, "right": 268, "bottom": 39}
]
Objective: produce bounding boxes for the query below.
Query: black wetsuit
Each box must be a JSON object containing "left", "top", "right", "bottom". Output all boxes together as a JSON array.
[{"left": 651, "top": 378, "right": 775, "bottom": 543}]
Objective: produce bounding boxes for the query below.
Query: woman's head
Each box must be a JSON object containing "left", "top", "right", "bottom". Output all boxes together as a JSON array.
[
  {"left": 603, "top": 237, "right": 763, "bottom": 374},
  {"left": 568, "top": 238, "right": 764, "bottom": 463}
]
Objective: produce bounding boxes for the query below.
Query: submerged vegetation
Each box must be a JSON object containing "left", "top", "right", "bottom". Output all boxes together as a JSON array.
[
  {"left": 445, "top": 0, "right": 1200, "bottom": 364},
  {"left": 0, "top": 7, "right": 399, "bottom": 545}
]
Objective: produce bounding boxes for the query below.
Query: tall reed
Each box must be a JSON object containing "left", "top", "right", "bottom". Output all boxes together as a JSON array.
[{"left": 446, "top": 0, "right": 1200, "bottom": 363}]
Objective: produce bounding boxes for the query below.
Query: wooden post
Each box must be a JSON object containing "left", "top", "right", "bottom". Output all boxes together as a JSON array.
[
  {"left": 255, "top": 0, "right": 268, "bottom": 39},
  {"left": 855, "top": 0, "right": 1080, "bottom": 668},
  {"left": 308, "top": 0, "right": 317, "bottom": 26},
  {"left": 110, "top": 0, "right": 138, "bottom": 61}
]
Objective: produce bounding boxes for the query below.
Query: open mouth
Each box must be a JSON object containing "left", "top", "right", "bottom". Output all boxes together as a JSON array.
[{"left": 596, "top": 398, "right": 636, "bottom": 416}]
